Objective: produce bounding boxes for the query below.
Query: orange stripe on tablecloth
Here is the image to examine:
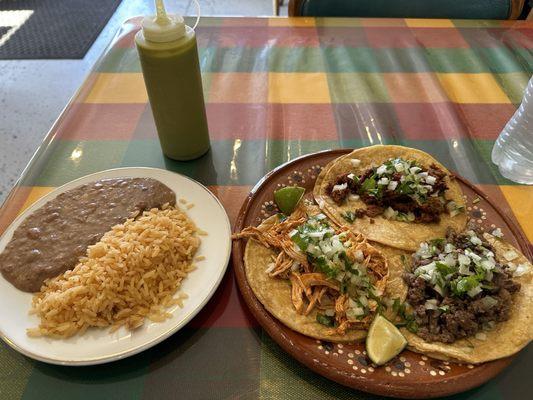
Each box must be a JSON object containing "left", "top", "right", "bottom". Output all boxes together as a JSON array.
[
  {"left": 0, "top": 186, "right": 55, "bottom": 234},
  {"left": 499, "top": 185, "right": 533, "bottom": 244},
  {"left": 0, "top": 186, "right": 32, "bottom": 234}
]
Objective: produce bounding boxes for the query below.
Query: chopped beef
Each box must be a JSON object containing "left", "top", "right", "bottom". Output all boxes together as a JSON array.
[
  {"left": 402, "top": 227, "right": 521, "bottom": 343},
  {"left": 325, "top": 162, "right": 450, "bottom": 223},
  {"left": 365, "top": 205, "right": 384, "bottom": 217},
  {"left": 325, "top": 173, "right": 356, "bottom": 205}
]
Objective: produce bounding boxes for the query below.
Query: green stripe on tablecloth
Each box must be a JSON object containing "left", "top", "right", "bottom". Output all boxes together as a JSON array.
[
  {"left": 0, "top": 344, "right": 33, "bottom": 399},
  {"left": 326, "top": 73, "right": 390, "bottom": 102},
  {"left": 374, "top": 48, "right": 432, "bottom": 73},
  {"left": 424, "top": 48, "right": 487, "bottom": 73},
  {"left": 26, "top": 139, "right": 517, "bottom": 187},
  {"left": 142, "top": 328, "right": 261, "bottom": 399},
  {"left": 268, "top": 47, "right": 326, "bottom": 72},
  {"left": 25, "top": 141, "right": 129, "bottom": 188},
  {"left": 493, "top": 72, "right": 530, "bottom": 104},
  {"left": 322, "top": 48, "right": 381, "bottom": 73},
  {"left": 21, "top": 352, "right": 150, "bottom": 400},
  {"left": 473, "top": 47, "right": 530, "bottom": 73},
  {"left": 259, "top": 332, "right": 373, "bottom": 400},
  {"left": 95, "top": 46, "right": 530, "bottom": 75}
]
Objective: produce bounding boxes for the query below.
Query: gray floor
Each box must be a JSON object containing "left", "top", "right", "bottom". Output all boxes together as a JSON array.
[{"left": 0, "top": 0, "right": 287, "bottom": 204}]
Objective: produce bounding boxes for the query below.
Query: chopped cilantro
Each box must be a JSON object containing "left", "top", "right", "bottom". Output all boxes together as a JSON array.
[
  {"left": 341, "top": 211, "right": 357, "bottom": 223},
  {"left": 316, "top": 313, "right": 335, "bottom": 327}
]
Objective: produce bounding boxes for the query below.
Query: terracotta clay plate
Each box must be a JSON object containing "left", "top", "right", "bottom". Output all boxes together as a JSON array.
[{"left": 232, "top": 149, "right": 532, "bottom": 399}]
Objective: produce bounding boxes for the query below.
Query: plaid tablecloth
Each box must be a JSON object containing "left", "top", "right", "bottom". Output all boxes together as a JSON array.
[{"left": 0, "top": 16, "right": 532, "bottom": 400}]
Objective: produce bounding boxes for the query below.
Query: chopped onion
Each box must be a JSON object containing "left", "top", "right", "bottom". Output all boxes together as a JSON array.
[
  {"left": 425, "top": 175, "right": 437, "bottom": 185},
  {"left": 383, "top": 206, "right": 397, "bottom": 220},
  {"left": 503, "top": 250, "right": 518, "bottom": 261},
  {"left": 354, "top": 249, "right": 364, "bottom": 262},
  {"left": 481, "top": 259, "right": 495, "bottom": 271},
  {"left": 347, "top": 173, "right": 355, "bottom": 180},
  {"left": 458, "top": 263, "right": 473, "bottom": 275},
  {"left": 409, "top": 166, "right": 421, "bottom": 174},
  {"left": 467, "top": 285, "right": 482, "bottom": 297},
  {"left": 289, "top": 229, "right": 298, "bottom": 237},
  {"left": 458, "top": 254, "right": 471, "bottom": 266},
  {"left": 387, "top": 180, "right": 398, "bottom": 191},
  {"left": 348, "top": 194, "right": 360, "bottom": 201},
  {"left": 376, "top": 165, "right": 389, "bottom": 175},
  {"left": 315, "top": 213, "right": 327, "bottom": 220},
  {"left": 324, "top": 309, "right": 335, "bottom": 317},
  {"left": 470, "top": 235, "right": 482, "bottom": 246},
  {"left": 444, "top": 243, "right": 455, "bottom": 253},
  {"left": 480, "top": 296, "right": 498, "bottom": 309},
  {"left": 378, "top": 177, "right": 389, "bottom": 186},
  {"left": 350, "top": 158, "right": 361, "bottom": 167},
  {"left": 475, "top": 332, "right": 487, "bottom": 341},
  {"left": 514, "top": 263, "right": 529, "bottom": 277},
  {"left": 332, "top": 183, "right": 348, "bottom": 192},
  {"left": 291, "top": 262, "right": 300, "bottom": 272},
  {"left": 434, "top": 284, "right": 445, "bottom": 297},
  {"left": 491, "top": 228, "right": 503, "bottom": 238},
  {"left": 394, "top": 162, "right": 404, "bottom": 172},
  {"left": 424, "top": 299, "right": 438, "bottom": 310},
  {"left": 444, "top": 253, "right": 456, "bottom": 267}
]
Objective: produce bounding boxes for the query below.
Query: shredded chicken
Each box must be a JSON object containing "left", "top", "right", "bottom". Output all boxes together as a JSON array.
[{"left": 232, "top": 205, "right": 388, "bottom": 336}]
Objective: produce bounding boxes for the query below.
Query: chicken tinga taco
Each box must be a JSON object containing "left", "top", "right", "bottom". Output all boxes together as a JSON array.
[
  {"left": 398, "top": 225, "right": 532, "bottom": 363},
  {"left": 233, "top": 203, "right": 389, "bottom": 342},
  {"left": 314, "top": 145, "right": 467, "bottom": 251}
]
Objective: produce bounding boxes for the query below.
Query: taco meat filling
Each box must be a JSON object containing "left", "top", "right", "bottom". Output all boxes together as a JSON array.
[
  {"left": 233, "top": 207, "right": 388, "bottom": 336},
  {"left": 403, "top": 225, "right": 524, "bottom": 343},
  {"left": 326, "top": 158, "right": 464, "bottom": 223}
]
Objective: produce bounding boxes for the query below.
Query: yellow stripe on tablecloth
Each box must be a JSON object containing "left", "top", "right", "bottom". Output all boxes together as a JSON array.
[
  {"left": 437, "top": 73, "right": 511, "bottom": 104},
  {"left": 268, "top": 17, "right": 316, "bottom": 27},
  {"left": 85, "top": 73, "right": 148, "bottom": 104},
  {"left": 499, "top": 185, "right": 533, "bottom": 243},
  {"left": 18, "top": 187, "right": 55, "bottom": 215},
  {"left": 268, "top": 73, "right": 330, "bottom": 103},
  {"left": 405, "top": 19, "right": 455, "bottom": 28}
]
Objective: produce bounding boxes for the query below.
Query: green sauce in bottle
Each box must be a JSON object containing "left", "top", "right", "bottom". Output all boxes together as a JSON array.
[{"left": 135, "top": 0, "right": 210, "bottom": 160}]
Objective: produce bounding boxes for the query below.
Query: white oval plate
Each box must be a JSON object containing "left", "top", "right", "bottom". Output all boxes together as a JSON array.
[{"left": 0, "top": 167, "right": 231, "bottom": 365}]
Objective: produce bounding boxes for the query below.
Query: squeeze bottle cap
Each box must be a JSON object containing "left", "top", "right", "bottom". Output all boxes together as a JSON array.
[{"left": 142, "top": 0, "right": 186, "bottom": 43}]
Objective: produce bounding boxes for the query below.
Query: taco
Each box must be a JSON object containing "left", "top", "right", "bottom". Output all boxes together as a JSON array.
[
  {"left": 314, "top": 145, "right": 467, "bottom": 251},
  {"left": 398, "top": 225, "right": 532, "bottom": 363},
  {"left": 233, "top": 203, "right": 389, "bottom": 342}
]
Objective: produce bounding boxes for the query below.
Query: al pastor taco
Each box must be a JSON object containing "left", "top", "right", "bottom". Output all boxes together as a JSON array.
[{"left": 314, "top": 145, "right": 467, "bottom": 251}]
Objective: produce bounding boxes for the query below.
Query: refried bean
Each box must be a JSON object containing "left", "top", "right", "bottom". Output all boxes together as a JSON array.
[{"left": 0, "top": 177, "right": 176, "bottom": 292}]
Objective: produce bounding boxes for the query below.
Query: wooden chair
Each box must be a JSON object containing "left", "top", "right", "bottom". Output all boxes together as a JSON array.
[{"left": 287, "top": 0, "right": 526, "bottom": 19}]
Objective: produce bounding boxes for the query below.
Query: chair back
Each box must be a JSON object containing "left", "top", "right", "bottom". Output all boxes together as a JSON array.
[{"left": 289, "top": 0, "right": 524, "bottom": 19}]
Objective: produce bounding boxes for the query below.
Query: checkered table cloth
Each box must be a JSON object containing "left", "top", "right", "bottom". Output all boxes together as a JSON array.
[{"left": 0, "top": 17, "right": 531, "bottom": 399}]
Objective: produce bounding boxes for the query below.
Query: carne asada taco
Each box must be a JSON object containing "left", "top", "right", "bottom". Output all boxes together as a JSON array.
[
  {"left": 233, "top": 203, "right": 389, "bottom": 342},
  {"left": 399, "top": 226, "right": 532, "bottom": 363},
  {"left": 314, "top": 145, "right": 467, "bottom": 251}
]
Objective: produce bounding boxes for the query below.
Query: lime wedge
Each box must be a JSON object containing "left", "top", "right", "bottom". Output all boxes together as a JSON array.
[
  {"left": 274, "top": 186, "right": 305, "bottom": 215},
  {"left": 366, "top": 315, "right": 407, "bottom": 366}
]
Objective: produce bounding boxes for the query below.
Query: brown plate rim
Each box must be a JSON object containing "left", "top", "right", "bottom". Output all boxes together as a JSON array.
[{"left": 232, "top": 148, "right": 530, "bottom": 399}]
